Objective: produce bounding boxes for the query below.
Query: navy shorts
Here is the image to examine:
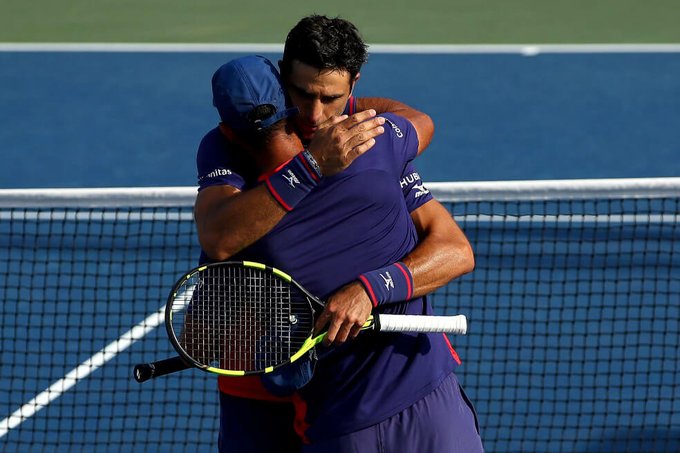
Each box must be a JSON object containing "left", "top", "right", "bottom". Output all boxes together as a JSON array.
[
  {"left": 302, "top": 372, "right": 484, "bottom": 453},
  {"left": 218, "top": 392, "right": 300, "bottom": 453}
]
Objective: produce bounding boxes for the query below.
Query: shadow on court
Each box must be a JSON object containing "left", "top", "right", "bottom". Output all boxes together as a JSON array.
[{"left": 579, "top": 429, "right": 680, "bottom": 453}]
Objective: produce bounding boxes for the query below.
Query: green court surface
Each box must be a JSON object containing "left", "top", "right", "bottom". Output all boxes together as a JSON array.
[{"left": 1, "top": 0, "right": 679, "bottom": 43}]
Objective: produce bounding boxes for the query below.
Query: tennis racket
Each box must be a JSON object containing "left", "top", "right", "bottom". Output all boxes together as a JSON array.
[{"left": 133, "top": 260, "right": 467, "bottom": 383}]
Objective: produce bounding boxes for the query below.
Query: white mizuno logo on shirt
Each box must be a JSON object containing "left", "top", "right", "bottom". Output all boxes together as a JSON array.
[
  {"left": 413, "top": 183, "right": 430, "bottom": 198},
  {"left": 381, "top": 272, "right": 394, "bottom": 290}
]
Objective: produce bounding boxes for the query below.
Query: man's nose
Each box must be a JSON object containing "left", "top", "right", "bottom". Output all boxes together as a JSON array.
[{"left": 306, "top": 99, "right": 324, "bottom": 124}]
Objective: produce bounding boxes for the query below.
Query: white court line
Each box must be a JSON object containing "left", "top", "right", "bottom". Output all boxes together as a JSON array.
[
  {"left": 1, "top": 42, "right": 680, "bottom": 54},
  {"left": 0, "top": 304, "right": 166, "bottom": 439}
]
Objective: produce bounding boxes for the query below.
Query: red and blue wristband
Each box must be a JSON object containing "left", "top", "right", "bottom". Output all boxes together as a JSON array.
[
  {"left": 265, "top": 150, "right": 323, "bottom": 211},
  {"left": 358, "top": 262, "right": 414, "bottom": 307}
]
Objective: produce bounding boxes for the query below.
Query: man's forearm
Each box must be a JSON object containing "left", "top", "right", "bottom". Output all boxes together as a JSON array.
[
  {"left": 195, "top": 111, "right": 387, "bottom": 261},
  {"left": 319, "top": 200, "right": 473, "bottom": 344},
  {"left": 402, "top": 200, "right": 475, "bottom": 297},
  {"left": 194, "top": 184, "right": 287, "bottom": 261}
]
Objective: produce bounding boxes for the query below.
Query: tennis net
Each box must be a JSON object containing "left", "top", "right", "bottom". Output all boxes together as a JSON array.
[{"left": 0, "top": 178, "right": 678, "bottom": 452}]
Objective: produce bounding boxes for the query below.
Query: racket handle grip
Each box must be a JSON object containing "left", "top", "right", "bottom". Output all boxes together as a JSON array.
[
  {"left": 377, "top": 314, "right": 467, "bottom": 335},
  {"left": 133, "top": 356, "right": 191, "bottom": 383}
]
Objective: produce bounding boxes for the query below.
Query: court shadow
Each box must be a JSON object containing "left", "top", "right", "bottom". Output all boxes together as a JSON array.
[{"left": 578, "top": 428, "right": 680, "bottom": 453}]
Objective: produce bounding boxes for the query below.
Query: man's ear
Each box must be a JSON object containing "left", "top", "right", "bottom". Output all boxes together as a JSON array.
[
  {"left": 278, "top": 59, "right": 288, "bottom": 80},
  {"left": 278, "top": 59, "right": 291, "bottom": 86},
  {"left": 349, "top": 72, "right": 361, "bottom": 96}
]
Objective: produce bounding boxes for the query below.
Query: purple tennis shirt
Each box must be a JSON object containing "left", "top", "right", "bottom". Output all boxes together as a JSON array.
[{"left": 195, "top": 106, "right": 461, "bottom": 442}]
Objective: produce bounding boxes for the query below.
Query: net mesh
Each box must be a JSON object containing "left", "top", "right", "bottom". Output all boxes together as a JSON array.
[{"left": 1, "top": 180, "right": 678, "bottom": 452}]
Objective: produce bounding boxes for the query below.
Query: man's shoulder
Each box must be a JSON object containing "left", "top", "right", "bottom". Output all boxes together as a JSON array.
[
  {"left": 198, "top": 126, "right": 233, "bottom": 154},
  {"left": 378, "top": 112, "right": 414, "bottom": 139},
  {"left": 197, "top": 126, "right": 244, "bottom": 166},
  {"left": 369, "top": 112, "right": 418, "bottom": 162}
]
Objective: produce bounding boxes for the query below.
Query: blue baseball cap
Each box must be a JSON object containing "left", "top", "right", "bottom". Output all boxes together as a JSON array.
[{"left": 211, "top": 55, "right": 298, "bottom": 132}]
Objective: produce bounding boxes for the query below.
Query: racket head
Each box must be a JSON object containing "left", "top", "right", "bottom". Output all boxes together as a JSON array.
[{"left": 165, "top": 261, "right": 320, "bottom": 376}]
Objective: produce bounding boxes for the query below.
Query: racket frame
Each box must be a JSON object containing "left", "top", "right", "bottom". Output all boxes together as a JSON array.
[
  {"left": 165, "top": 260, "right": 321, "bottom": 377},
  {"left": 134, "top": 260, "right": 467, "bottom": 383}
]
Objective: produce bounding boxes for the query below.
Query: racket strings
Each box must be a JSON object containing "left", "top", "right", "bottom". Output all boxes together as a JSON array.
[{"left": 172, "top": 265, "right": 313, "bottom": 372}]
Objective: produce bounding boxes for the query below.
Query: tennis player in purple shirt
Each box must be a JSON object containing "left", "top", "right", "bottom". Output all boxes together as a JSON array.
[{"left": 195, "top": 53, "right": 483, "bottom": 452}]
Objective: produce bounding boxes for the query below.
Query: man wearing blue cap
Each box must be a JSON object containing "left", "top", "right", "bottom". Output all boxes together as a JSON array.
[{"left": 194, "top": 53, "right": 483, "bottom": 452}]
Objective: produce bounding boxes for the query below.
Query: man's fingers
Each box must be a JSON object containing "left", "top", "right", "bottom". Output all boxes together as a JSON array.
[
  {"left": 316, "top": 307, "right": 366, "bottom": 346},
  {"left": 323, "top": 319, "right": 357, "bottom": 346},
  {"left": 346, "top": 124, "right": 384, "bottom": 148},
  {"left": 351, "top": 115, "right": 386, "bottom": 132},
  {"left": 348, "top": 323, "right": 364, "bottom": 340},
  {"left": 317, "top": 283, "right": 374, "bottom": 346},
  {"left": 317, "top": 114, "right": 349, "bottom": 130},
  {"left": 323, "top": 319, "right": 341, "bottom": 346},
  {"left": 307, "top": 113, "right": 385, "bottom": 176},
  {"left": 314, "top": 309, "right": 331, "bottom": 334},
  {"left": 348, "top": 138, "right": 376, "bottom": 159},
  {"left": 341, "top": 109, "right": 377, "bottom": 128},
  {"left": 337, "top": 117, "right": 385, "bottom": 162}
]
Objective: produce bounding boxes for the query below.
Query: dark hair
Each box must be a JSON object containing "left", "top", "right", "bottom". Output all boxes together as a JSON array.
[
  {"left": 281, "top": 15, "right": 368, "bottom": 80},
  {"left": 241, "top": 104, "right": 288, "bottom": 148},
  {"left": 246, "top": 104, "right": 277, "bottom": 127}
]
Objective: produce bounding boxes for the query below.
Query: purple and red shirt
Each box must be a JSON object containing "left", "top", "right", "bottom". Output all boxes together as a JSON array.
[{"left": 195, "top": 100, "right": 461, "bottom": 442}]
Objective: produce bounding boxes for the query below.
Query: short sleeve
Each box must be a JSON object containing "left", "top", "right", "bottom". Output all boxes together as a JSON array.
[
  {"left": 400, "top": 163, "right": 433, "bottom": 212},
  {"left": 196, "top": 128, "right": 246, "bottom": 191},
  {"left": 379, "top": 113, "right": 420, "bottom": 176}
]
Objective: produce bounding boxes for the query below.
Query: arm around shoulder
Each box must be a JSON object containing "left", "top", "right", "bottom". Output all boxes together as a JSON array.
[
  {"left": 356, "top": 97, "right": 434, "bottom": 155},
  {"left": 194, "top": 184, "right": 287, "bottom": 261}
]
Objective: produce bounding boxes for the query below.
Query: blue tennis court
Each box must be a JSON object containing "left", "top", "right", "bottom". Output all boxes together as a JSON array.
[{"left": 1, "top": 47, "right": 679, "bottom": 188}]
